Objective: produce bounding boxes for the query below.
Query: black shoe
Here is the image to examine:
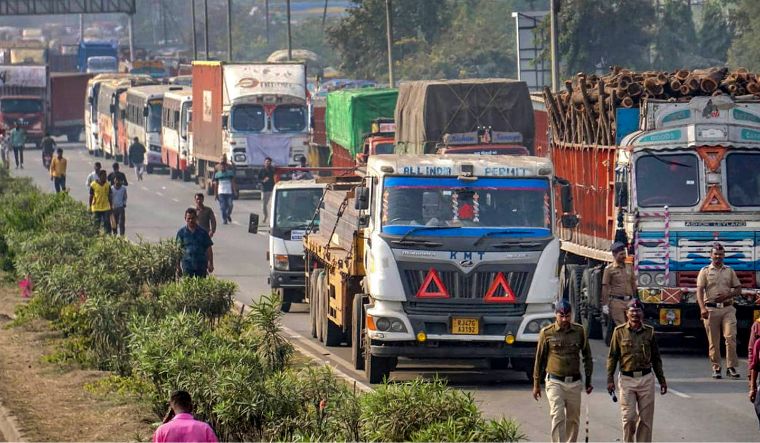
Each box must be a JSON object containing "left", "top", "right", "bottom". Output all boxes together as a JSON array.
[
  {"left": 727, "top": 367, "right": 741, "bottom": 379},
  {"left": 712, "top": 369, "right": 722, "bottom": 379}
]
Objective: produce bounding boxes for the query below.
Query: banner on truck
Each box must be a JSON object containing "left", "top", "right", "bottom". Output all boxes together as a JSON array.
[
  {"left": 223, "top": 64, "right": 306, "bottom": 101},
  {"left": 245, "top": 133, "right": 292, "bottom": 166},
  {"left": 0, "top": 65, "right": 45, "bottom": 88}
]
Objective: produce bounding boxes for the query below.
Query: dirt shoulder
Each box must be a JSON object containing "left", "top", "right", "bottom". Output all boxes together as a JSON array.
[{"left": 0, "top": 278, "right": 155, "bottom": 442}]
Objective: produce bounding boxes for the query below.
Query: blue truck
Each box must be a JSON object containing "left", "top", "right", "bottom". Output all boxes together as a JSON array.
[{"left": 77, "top": 40, "right": 118, "bottom": 73}]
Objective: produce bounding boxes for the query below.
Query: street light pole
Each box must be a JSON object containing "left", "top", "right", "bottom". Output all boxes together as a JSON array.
[
  {"left": 191, "top": 0, "right": 197, "bottom": 60},
  {"left": 286, "top": 0, "right": 292, "bottom": 61},
  {"left": 204, "top": 0, "right": 209, "bottom": 60},
  {"left": 385, "top": 0, "right": 394, "bottom": 86},
  {"left": 265, "top": 0, "right": 270, "bottom": 46},
  {"left": 549, "top": 0, "right": 560, "bottom": 91},
  {"left": 227, "top": 0, "right": 233, "bottom": 61}
]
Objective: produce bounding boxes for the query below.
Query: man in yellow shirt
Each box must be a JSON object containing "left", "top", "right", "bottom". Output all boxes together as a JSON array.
[
  {"left": 89, "top": 169, "right": 112, "bottom": 234},
  {"left": 49, "top": 148, "right": 67, "bottom": 193}
]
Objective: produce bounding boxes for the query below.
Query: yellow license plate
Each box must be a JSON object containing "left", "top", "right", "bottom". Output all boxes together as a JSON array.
[
  {"left": 659, "top": 308, "right": 681, "bottom": 326},
  {"left": 451, "top": 318, "right": 479, "bottom": 335}
]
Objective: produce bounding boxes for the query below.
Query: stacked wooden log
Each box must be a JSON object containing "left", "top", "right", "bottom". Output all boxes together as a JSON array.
[
  {"left": 319, "top": 186, "right": 360, "bottom": 250},
  {"left": 543, "top": 66, "right": 760, "bottom": 146}
]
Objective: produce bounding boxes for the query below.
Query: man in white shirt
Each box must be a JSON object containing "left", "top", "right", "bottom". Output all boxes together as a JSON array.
[{"left": 85, "top": 162, "right": 102, "bottom": 189}]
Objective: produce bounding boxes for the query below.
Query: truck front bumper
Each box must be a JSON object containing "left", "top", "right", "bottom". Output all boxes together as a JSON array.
[
  {"left": 269, "top": 270, "right": 305, "bottom": 288},
  {"left": 369, "top": 340, "right": 535, "bottom": 360},
  {"left": 644, "top": 302, "right": 760, "bottom": 333}
]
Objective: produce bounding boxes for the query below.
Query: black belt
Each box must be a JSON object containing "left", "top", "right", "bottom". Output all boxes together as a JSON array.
[
  {"left": 705, "top": 302, "right": 732, "bottom": 308},
  {"left": 621, "top": 368, "right": 652, "bottom": 377},
  {"left": 547, "top": 373, "right": 582, "bottom": 383},
  {"left": 611, "top": 295, "right": 633, "bottom": 301}
]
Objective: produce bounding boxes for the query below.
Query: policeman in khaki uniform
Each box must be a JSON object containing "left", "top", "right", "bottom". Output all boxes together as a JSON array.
[
  {"left": 533, "top": 300, "right": 593, "bottom": 443},
  {"left": 602, "top": 242, "right": 637, "bottom": 327},
  {"left": 696, "top": 242, "right": 742, "bottom": 379},
  {"left": 607, "top": 299, "right": 667, "bottom": 443}
]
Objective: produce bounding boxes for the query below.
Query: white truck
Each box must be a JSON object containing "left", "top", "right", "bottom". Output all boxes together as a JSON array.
[
  {"left": 303, "top": 154, "right": 570, "bottom": 383},
  {"left": 192, "top": 61, "right": 309, "bottom": 195}
]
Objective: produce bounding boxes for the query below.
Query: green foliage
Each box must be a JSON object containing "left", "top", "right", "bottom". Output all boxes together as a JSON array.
[
  {"left": 653, "top": 0, "right": 705, "bottom": 69},
  {"left": 244, "top": 292, "right": 293, "bottom": 372},
  {"left": 727, "top": 0, "right": 760, "bottom": 70},
  {"left": 698, "top": 0, "right": 735, "bottom": 65},
  {"left": 159, "top": 276, "right": 236, "bottom": 321}
]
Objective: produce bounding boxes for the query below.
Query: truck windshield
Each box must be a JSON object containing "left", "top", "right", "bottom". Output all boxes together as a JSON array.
[
  {"left": 635, "top": 153, "right": 699, "bottom": 207},
  {"left": 1, "top": 98, "right": 42, "bottom": 113},
  {"left": 86, "top": 56, "right": 117, "bottom": 73},
  {"left": 273, "top": 105, "right": 307, "bottom": 132},
  {"left": 273, "top": 188, "right": 323, "bottom": 235},
  {"left": 374, "top": 142, "right": 394, "bottom": 154},
  {"left": 231, "top": 104, "right": 265, "bottom": 132},
  {"left": 381, "top": 177, "right": 551, "bottom": 237},
  {"left": 726, "top": 153, "right": 760, "bottom": 207},
  {"left": 147, "top": 100, "right": 162, "bottom": 133}
]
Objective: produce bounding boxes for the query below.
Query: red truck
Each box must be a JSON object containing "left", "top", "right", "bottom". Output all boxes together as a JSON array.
[{"left": 0, "top": 65, "right": 91, "bottom": 145}]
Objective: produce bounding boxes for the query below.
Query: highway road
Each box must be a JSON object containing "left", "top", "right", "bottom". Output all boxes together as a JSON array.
[{"left": 13, "top": 142, "right": 760, "bottom": 442}]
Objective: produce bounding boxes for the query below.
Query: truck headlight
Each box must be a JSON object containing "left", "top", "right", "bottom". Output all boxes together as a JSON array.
[
  {"left": 526, "top": 318, "right": 554, "bottom": 333},
  {"left": 233, "top": 153, "right": 246, "bottom": 163},
  {"left": 638, "top": 273, "right": 652, "bottom": 286},
  {"left": 373, "top": 317, "right": 407, "bottom": 333},
  {"left": 274, "top": 254, "right": 289, "bottom": 271}
]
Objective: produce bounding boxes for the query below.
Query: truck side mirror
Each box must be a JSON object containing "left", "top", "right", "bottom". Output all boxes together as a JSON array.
[
  {"left": 221, "top": 115, "right": 228, "bottom": 129},
  {"left": 354, "top": 187, "right": 369, "bottom": 210},
  {"left": 561, "top": 214, "right": 580, "bottom": 229},
  {"left": 614, "top": 181, "right": 629, "bottom": 207},
  {"left": 248, "top": 213, "right": 259, "bottom": 233},
  {"left": 559, "top": 182, "right": 574, "bottom": 213},
  {"left": 174, "top": 110, "right": 180, "bottom": 123},
  {"left": 109, "top": 104, "right": 115, "bottom": 113},
  {"left": 142, "top": 107, "right": 149, "bottom": 117}
]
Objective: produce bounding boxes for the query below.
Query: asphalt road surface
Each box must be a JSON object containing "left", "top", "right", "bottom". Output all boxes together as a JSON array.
[{"left": 12, "top": 142, "right": 760, "bottom": 442}]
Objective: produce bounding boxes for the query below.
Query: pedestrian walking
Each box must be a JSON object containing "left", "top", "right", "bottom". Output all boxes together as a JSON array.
[
  {"left": 696, "top": 242, "right": 742, "bottom": 379},
  {"left": 749, "top": 330, "right": 760, "bottom": 429},
  {"left": 111, "top": 176, "right": 127, "bottom": 236},
  {"left": 85, "top": 162, "right": 102, "bottom": 189},
  {"left": 607, "top": 299, "right": 667, "bottom": 443},
  {"left": 194, "top": 193, "right": 216, "bottom": 238},
  {"left": 9, "top": 122, "right": 25, "bottom": 169},
  {"left": 602, "top": 242, "right": 637, "bottom": 333},
  {"left": 258, "top": 157, "right": 275, "bottom": 223},
  {"left": 40, "top": 132, "right": 55, "bottom": 168},
  {"left": 89, "top": 170, "right": 112, "bottom": 234},
  {"left": 107, "top": 162, "right": 129, "bottom": 187},
  {"left": 49, "top": 148, "right": 67, "bottom": 193},
  {"left": 128, "top": 137, "right": 147, "bottom": 181},
  {"left": 213, "top": 161, "right": 236, "bottom": 224},
  {"left": 153, "top": 390, "right": 218, "bottom": 443},
  {"left": 176, "top": 208, "right": 214, "bottom": 278},
  {"left": 533, "top": 300, "right": 593, "bottom": 443},
  {"left": 0, "top": 125, "right": 8, "bottom": 170}
]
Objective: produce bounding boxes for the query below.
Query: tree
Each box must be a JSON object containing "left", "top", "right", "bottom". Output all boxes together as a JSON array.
[
  {"left": 556, "top": 0, "right": 655, "bottom": 77},
  {"left": 652, "top": 0, "right": 699, "bottom": 69},
  {"left": 697, "top": 0, "right": 733, "bottom": 64},
  {"left": 727, "top": 0, "right": 760, "bottom": 70}
]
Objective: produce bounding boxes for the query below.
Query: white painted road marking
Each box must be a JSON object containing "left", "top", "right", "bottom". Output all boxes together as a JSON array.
[
  {"left": 668, "top": 388, "right": 691, "bottom": 399},
  {"left": 156, "top": 192, "right": 163, "bottom": 197}
]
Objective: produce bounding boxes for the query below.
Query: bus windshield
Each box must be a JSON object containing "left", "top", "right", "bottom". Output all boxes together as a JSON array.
[
  {"left": 147, "top": 100, "right": 162, "bottom": 133},
  {"left": 381, "top": 177, "right": 551, "bottom": 237},
  {"left": 1, "top": 98, "right": 42, "bottom": 113}
]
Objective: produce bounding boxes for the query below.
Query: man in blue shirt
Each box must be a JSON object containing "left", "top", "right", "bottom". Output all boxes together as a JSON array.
[{"left": 176, "top": 208, "right": 214, "bottom": 278}]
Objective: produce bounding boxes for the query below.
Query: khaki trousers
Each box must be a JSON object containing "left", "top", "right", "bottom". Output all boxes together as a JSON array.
[
  {"left": 610, "top": 298, "right": 628, "bottom": 326},
  {"left": 703, "top": 305, "right": 738, "bottom": 371},
  {"left": 618, "top": 372, "right": 655, "bottom": 442},
  {"left": 545, "top": 378, "right": 582, "bottom": 442}
]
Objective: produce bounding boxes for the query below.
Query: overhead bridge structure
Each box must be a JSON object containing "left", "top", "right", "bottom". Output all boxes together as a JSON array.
[{"left": 0, "top": 0, "right": 135, "bottom": 15}]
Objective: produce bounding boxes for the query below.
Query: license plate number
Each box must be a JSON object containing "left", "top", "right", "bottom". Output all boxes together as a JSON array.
[
  {"left": 659, "top": 308, "right": 681, "bottom": 326},
  {"left": 451, "top": 318, "right": 479, "bottom": 335}
]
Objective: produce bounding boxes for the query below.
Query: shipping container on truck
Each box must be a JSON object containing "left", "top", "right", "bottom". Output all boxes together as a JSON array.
[
  {"left": 325, "top": 88, "right": 397, "bottom": 167},
  {"left": 161, "top": 89, "right": 193, "bottom": 181},
  {"left": 124, "top": 84, "right": 185, "bottom": 173},
  {"left": 298, "top": 154, "right": 568, "bottom": 384},
  {"left": 191, "top": 61, "right": 308, "bottom": 195},
  {"left": 49, "top": 72, "right": 93, "bottom": 142},
  {"left": 0, "top": 65, "right": 47, "bottom": 146},
  {"left": 541, "top": 78, "right": 760, "bottom": 345},
  {"left": 395, "top": 79, "right": 535, "bottom": 155}
]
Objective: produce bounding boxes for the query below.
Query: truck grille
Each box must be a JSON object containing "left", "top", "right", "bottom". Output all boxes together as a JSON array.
[
  {"left": 404, "top": 300, "right": 527, "bottom": 316},
  {"left": 288, "top": 254, "right": 305, "bottom": 271}
]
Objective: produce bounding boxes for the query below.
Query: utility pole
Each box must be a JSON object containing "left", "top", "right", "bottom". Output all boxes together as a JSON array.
[
  {"left": 162, "top": 0, "right": 168, "bottom": 45},
  {"left": 204, "top": 0, "right": 210, "bottom": 60},
  {"left": 265, "top": 0, "right": 270, "bottom": 45},
  {"left": 385, "top": 0, "right": 394, "bottom": 86},
  {"left": 227, "top": 0, "right": 233, "bottom": 61},
  {"left": 322, "top": 0, "right": 328, "bottom": 28},
  {"left": 549, "top": 0, "right": 560, "bottom": 91},
  {"left": 128, "top": 14, "right": 134, "bottom": 62},
  {"left": 79, "top": 14, "right": 83, "bottom": 41},
  {"left": 191, "top": 0, "right": 197, "bottom": 60},
  {"left": 286, "top": 0, "right": 292, "bottom": 61}
]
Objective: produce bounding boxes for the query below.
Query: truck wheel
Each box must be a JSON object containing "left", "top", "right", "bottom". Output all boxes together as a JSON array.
[
  {"left": 279, "top": 288, "right": 292, "bottom": 313},
  {"left": 66, "top": 132, "right": 79, "bottom": 143},
  {"left": 309, "top": 270, "right": 322, "bottom": 338},
  {"left": 581, "top": 269, "right": 603, "bottom": 340},
  {"left": 170, "top": 167, "right": 179, "bottom": 180},
  {"left": 206, "top": 181, "right": 214, "bottom": 196},
  {"left": 182, "top": 168, "right": 191, "bottom": 182},
  {"left": 315, "top": 272, "right": 326, "bottom": 342},
  {"left": 603, "top": 314, "right": 614, "bottom": 346},
  {"left": 365, "top": 342, "right": 392, "bottom": 384},
  {"left": 146, "top": 165, "right": 154, "bottom": 174},
  {"left": 321, "top": 277, "right": 343, "bottom": 346},
  {"left": 352, "top": 295, "right": 366, "bottom": 370},
  {"left": 511, "top": 357, "right": 534, "bottom": 381},
  {"left": 565, "top": 264, "right": 584, "bottom": 323}
]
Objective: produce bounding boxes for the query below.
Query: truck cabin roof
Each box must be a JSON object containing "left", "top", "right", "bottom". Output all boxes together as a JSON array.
[
  {"left": 367, "top": 154, "right": 552, "bottom": 179},
  {"left": 436, "top": 145, "right": 529, "bottom": 156}
]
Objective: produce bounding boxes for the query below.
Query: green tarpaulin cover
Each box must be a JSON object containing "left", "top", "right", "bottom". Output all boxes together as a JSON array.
[{"left": 326, "top": 88, "right": 398, "bottom": 157}]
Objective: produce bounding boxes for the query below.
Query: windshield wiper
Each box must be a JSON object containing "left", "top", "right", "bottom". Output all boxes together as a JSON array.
[
  {"left": 393, "top": 226, "right": 461, "bottom": 245},
  {"left": 473, "top": 229, "right": 538, "bottom": 247},
  {"left": 641, "top": 149, "right": 692, "bottom": 168},
  {"left": 492, "top": 241, "right": 545, "bottom": 249}
]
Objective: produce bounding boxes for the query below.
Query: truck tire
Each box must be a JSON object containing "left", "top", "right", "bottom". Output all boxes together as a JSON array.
[
  {"left": 352, "top": 295, "right": 366, "bottom": 370},
  {"left": 364, "top": 338, "right": 392, "bottom": 384},
  {"left": 603, "top": 314, "right": 614, "bottom": 345},
  {"left": 170, "top": 167, "right": 179, "bottom": 180},
  {"left": 315, "top": 272, "right": 326, "bottom": 342},
  {"left": 182, "top": 168, "right": 192, "bottom": 182},
  {"left": 321, "top": 277, "right": 343, "bottom": 346},
  {"left": 581, "top": 269, "right": 603, "bottom": 340},
  {"left": 565, "top": 264, "right": 585, "bottom": 323},
  {"left": 66, "top": 131, "right": 79, "bottom": 143},
  {"left": 511, "top": 357, "right": 534, "bottom": 381},
  {"left": 206, "top": 181, "right": 214, "bottom": 196},
  {"left": 279, "top": 288, "right": 292, "bottom": 313},
  {"left": 146, "top": 165, "right": 154, "bottom": 174},
  {"left": 309, "top": 270, "right": 322, "bottom": 338}
]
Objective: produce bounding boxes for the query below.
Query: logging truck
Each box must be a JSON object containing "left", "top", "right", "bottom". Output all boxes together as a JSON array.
[
  {"left": 303, "top": 154, "right": 571, "bottom": 383},
  {"left": 543, "top": 89, "right": 760, "bottom": 345}
]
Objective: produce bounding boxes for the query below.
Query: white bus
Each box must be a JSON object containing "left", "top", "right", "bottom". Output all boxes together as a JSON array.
[
  {"left": 161, "top": 88, "right": 192, "bottom": 181},
  {"left": 85, "top": 73, "right": 131, "bottom": 156},
  {"left": 124, "top": 85, "right": 183, "bottom": 173}
]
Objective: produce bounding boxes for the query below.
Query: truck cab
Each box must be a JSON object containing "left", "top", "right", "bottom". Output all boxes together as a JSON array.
[
  {"left": 356, "top": 119, "right": 395, "bottom": 164},
  {"left": 435, "top": 129, "right": 530, "bottom": 156},
  {"left": 0, "top": 95, "right": 44, "bottom": 144}
]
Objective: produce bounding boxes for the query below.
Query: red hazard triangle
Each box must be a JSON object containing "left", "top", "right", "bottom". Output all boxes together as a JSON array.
[
  {"left": 697, "top": 146, "right": 726, "bottom": 172},
  {"left": 484, "top": 272, "right": 517, "bottom": 303},
  {"left": 416, "top": 268, "right": 450, "bottom": 299},
  {"left": 699, "top": 185, "right": 731, "bottom": 212}
]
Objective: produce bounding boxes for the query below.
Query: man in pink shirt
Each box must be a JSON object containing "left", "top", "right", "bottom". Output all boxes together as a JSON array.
[{"left": 153, "top": 391, "right": 218, "bottom": 443}]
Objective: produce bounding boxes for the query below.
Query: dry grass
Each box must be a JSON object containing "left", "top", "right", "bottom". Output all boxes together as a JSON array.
[{"left": 0, "top": 279, "right": 155, "bottom": 442}]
